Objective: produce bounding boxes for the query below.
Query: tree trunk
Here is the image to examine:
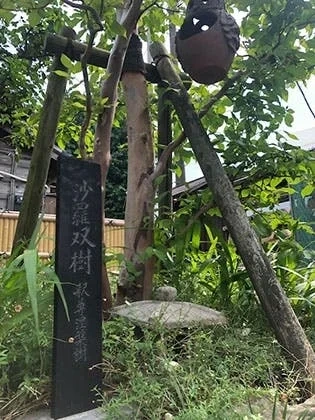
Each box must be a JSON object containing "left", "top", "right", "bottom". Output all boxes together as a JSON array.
[
  {"left": 12, "top": 27, "right": 76, "bottom": 253},
  {"left": 117, "top": 59, "right": 155, "bottom": 303},
  {"left": 93, "top": 0, "right": 144, "bottom": 314},
  {"left": 150, "top": 42, "right": 315, "bottom": 394}
]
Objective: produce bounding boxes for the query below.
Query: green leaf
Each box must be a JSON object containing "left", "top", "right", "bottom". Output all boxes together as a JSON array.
[
  {"left": 301, "top": 184, "right": 314, "bottom": 198},
  {"left": 0, "top": 9, "right": 14, "bottom": 22},
  {"left": 152, "top": 248, "right": 167, "bottom": 262},
  {"left": 278, "top": 187, "right": 296, "bottom": 195},
  {"left": 270, "top": 178, "right": 284, "bottom": 188},
  {"left": 191, "top": 221, "right": 201, "bottom": 249},
  {"left": 50, "top": 271, "right": 70, "bottom": 322},
  {"left": 284, "top": 112, "right": 294, "bottom": 126},
  {"left": 28, "top": 213, "right": 44, "bottom": 250},
  {"left": 2, "top": 254, "right": 25, "bottom": 283},
  {"left": 24, "top": 249, "right": 39, "bottom": 335},
  {"left": 110, "top": 20, "right": 126, "bottom": 37},
  {"left": 241, "top": 189, "right": 250, "bottom": 198},
  {"left": 28, "top": 9, "right": 41, "bottom": 27},
  {"left": 73, "top": 101, "right": 86, "bottom": 109},
  {"left": 72, "top": 61, "right": 82, "bottom": 74},
  {"left": 60, "top": 53, "right": 73, "bottom": 71},
  {"left": 54, "top": 70, "right": 69, "bottom": 78},
  {"left": 284, "top": 131, "right": 298, "bottom": 140}
]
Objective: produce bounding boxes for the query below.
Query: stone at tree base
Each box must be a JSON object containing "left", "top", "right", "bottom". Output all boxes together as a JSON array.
[
  {"left": 18, "top": 408, "right": 103, "bottom": 420},
  {"left": 154, "top": 286, "right": 178, "bottom": 301},
  {"left": 287, "top": 395, "right": 315, "bottom": 418},
  {"left": 18, "top": 404, "right": 138, "bottom": 419},
  {"left": 236, "top": 395, "right": 315, "bottom": 419},
  {"left": 110, "top": 300, "right": 227, "bottom": 329}
]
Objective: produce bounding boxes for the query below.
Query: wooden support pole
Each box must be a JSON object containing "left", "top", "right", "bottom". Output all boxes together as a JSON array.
[
  {"left": 157, "top": 89, "right": 173, "bottom": 217},
  {"left": 117, "top": 34, "right": 155, "bottom": 303},
  {"left": 44, "top": 33, "right": 160, "bottom": 84},
  {"left": 13, "top": 27, "right": 76, "bottom": 251},
  {"left": 150, "top": 41, "right": 315, "bottom": 394},
  {"left": 169, "top": 24, "right": 186, "bottom": 187}
]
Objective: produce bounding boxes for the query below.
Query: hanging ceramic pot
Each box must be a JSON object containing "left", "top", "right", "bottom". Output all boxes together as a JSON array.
[{"left": 175, "top": 0, "right": 240, "bottom": 85}]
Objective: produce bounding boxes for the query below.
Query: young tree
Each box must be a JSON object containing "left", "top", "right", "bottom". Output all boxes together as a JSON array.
[{"left": 3, "top": 0, "right": 315, "bottom": 390}]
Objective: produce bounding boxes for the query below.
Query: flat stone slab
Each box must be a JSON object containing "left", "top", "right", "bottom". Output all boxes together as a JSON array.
[
  {"left": 236, "top": 395, "right": 315, "bottom": 419},
  {"left": 19, "top": 408, "right": 103, "bottom": 420},
  {"left": 287, "top": 395, "right": 315, "bottom": 418},
  {"left": 17, "top": 396, "right": 315, "bottom": 419},
  {"left": 110, "top": 300, "right": 227, "bottom": 328}
]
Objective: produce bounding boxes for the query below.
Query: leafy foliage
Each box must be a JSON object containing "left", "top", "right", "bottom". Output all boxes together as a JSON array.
[
  {"left": 153, "top": 186, "right": 315, "bottom": 324},
  {"left": 0, "top": 4, "right": 65, "bottom": 148},
  {"left": 0, "top": 253, "right": 54, "bottom": 416},
  {"left": 0, "top": 218, "right": 68, "bottom": 417}
]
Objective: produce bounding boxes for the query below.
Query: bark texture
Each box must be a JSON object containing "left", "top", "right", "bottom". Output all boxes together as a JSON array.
[
  {"left": 93, "top": 0, "right": 144, "bottom": 313},
  {"left": 12, "top": 27, "right": 76, "bottom": 252},
  {"left": 150, "top": 42, "right": 315, "bottom": 394},
  {"left": 117, "top": 72, "right": 155, "bottom": 303}
]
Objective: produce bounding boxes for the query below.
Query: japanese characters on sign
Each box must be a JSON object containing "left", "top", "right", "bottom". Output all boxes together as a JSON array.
[
  {"left": 69, "top": 180, "right": 96, "bottom": 363},
  {"left": 52, "top": 155, "right": 102, "bottom": 419}
]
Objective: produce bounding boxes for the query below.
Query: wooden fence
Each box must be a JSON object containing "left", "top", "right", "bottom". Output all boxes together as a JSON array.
[{"left": 0, "top": 212, "right": 125, "bottom": 268}]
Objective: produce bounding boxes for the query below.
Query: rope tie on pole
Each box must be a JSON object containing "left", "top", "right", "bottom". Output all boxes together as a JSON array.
[{"left": 122, "top": 33, "right": 145, "bottom": 74}]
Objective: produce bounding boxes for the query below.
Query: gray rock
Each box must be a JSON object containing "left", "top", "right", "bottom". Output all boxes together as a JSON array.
[
  {"left": 287, "top": 395, "right": 315, "bottom": 418},
  {"left": 110, "top": 300, "right": 227, "bottom": 329},
  {"left": 236, "top": 395, "right": 315, "bottom": 419},
  {"left": 18, "top": 408, "right": 104, "bottom": 420},
  {"left": 154, "top": 286, "right": 177, "bottom": 301},
  {"left": 18, "top": 404, "right": 139, "bottom": 420}
]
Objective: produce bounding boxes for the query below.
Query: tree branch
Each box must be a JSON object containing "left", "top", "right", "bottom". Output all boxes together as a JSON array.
[
  {"left": 151, "top": 130, "right": 184, "bottom": 182},
  {"left": 179, "top": 201, "right": 214, "bottom": 237},
  {"left": 77, "top": 2, "right": 104, "bottom": 158},
  {"left": 199, "top": 71, "right": 245, "bottom": 118},
  {"left": 62, "top": 0, "right": 104, "bottom": 30},
  {"left": 297, "top": 81, "right": 315, "bottom": 120},
  {"left": 151, "top": 70, "right": 245, "bottom": 183},
  {"left": 94, "top": 0, "right": 143, "bottom": 183},
  {"left": 139, "top": 1, "right": 157, "bottom": 18},
  {"left": 79, "top": 28, "right": 98, "bottom": 159},
  {"left": 155, "top": 3, "right": 182, "bottom": 14},
  {"left": 61, "top": 0, "right": 105, "bottom": 159}
]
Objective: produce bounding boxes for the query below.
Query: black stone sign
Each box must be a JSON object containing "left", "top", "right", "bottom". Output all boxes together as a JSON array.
[{"left": 51, "top": 154, "right": 103, "bottom": 419}]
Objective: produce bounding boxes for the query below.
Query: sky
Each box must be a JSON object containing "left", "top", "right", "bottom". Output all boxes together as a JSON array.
[{"left": 288, "top": 78, "right": 315, "bottom": 132}]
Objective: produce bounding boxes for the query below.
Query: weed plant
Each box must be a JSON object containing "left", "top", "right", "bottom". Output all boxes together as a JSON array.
[
  {"left": 0, "top": 220, "right": 66, "bottom": 419},
  {"left": 0, "top": 253, "right": 54, "bottom": 418},
  {"left": 102, "top": 316, "right": 304, "bottom": 419},
  {"left": 154, "top": 207, "right": 315, "bottom": 329}
]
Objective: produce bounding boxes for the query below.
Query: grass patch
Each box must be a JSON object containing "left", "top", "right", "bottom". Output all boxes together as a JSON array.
[{"left": 101, "top": 316, "right": 303, "bottom": 419}]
